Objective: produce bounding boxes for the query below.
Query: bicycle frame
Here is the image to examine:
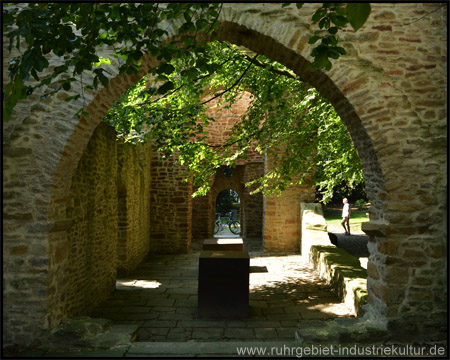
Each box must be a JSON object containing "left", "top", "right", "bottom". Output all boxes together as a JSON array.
[{"left": 214, "top": 212, "right": 240, "bottom": 235}]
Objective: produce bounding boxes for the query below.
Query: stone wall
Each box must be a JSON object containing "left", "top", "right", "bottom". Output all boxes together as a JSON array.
[
  {"left": 46, "top": 123, "right": 152, "bottom": 327},
  {"left": 192, "top": 91, "right": 265, "bottom": 241},
  {"left": 3, "top": 2, "right": 447, "bottom": 345},
  {"left": 191, "top": 192, "right": 212, "bottom": 240},
  {"left": 204, "top": 92, "right": 264, "bottom": 163},
  {"left": 263, "top": 185, "right": 316, "bottom": 252},
  {"left": 263, "top": 151, "right": 316, "bottom": 252},
  {"left": 149, "top": 150, "right": 192, "bottom": 254},
  {"left": 117, "top": 141, "right": 152, "bottom": 275},
  {"left": 242, "top": 163, "right": 264, "bottom": 238},
  {"left": 62, "top": 123, "right": 119, "bottom": 319}
]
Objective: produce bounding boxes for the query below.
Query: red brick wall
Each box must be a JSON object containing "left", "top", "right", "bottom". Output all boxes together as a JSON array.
[
  {"left": 149, "top": 149, "right": 192, "bottom": 254},
  {"left": 191, "top": 192, "right": 212, "bottom": 239},
  {"left": 191, "top": 92, "right": 265, "bottom": 240},
  {"left": 203, "top": 91, "right": 264, "bottom": 163},
  {"left": 242, "top": 162, "right": 264, "bottom": 238}
]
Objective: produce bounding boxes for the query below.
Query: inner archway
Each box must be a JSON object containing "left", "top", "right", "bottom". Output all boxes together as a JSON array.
[{"left": 214, "top": 188, "right": 241, "bottom": 237}]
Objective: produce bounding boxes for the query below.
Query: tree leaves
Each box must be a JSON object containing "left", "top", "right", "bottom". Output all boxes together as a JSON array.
[
  {"left": 2, "top": 2, "right": 222, "bottom": 121},
  {"left": 157, "top": 81, "right": 174, "bottom": 94},
  {"left": 3, "top": 2, "right": 372, "bottom": 122},
  {"left": 346, "top": 3, "right": 371, "bottom": 31},
  {"left": 3, "top": 76, "right": 27, "bottom": 122},
  {"left": 102, "top": 41, "right": 363, "bottom": 200},
  {"left": 307, "top": 3, "right": 371, "bottom": 71}
]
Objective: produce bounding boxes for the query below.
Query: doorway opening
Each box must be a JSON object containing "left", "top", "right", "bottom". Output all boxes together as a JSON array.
[{"left": 214, "top": 189, "right": 241, "bottom": 238}]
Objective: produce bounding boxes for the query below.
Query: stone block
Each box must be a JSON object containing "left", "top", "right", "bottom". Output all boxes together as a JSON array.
[
  {"left": 296, "top": 318, "right": 389, "bottom": 344},
  {"left": 202, "top": 238, "right": 244, "bottom": 251},
  {"left": 198, "top": 250, "right": 249, "bottom": 319},
  {"left": 46, "top": 316, "right": 139, "bottom": 349},
  {"left": 309, "top": 245, "right": 368, "bottom": 316},
  {"left": 301, "top": 203, "right": 327, "bottom": 231}
]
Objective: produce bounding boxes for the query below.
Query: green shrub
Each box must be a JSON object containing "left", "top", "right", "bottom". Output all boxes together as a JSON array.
[{"left": 355, "top": 199, "right": 366, "bottom": 210}]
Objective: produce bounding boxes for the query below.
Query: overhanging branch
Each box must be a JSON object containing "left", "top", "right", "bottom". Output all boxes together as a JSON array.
[
  {"left": 242, "top": 54, "right": 299, "bottom": 80},
  {"left": 200, "top": 53, "right": 257, "bottom": 106}
]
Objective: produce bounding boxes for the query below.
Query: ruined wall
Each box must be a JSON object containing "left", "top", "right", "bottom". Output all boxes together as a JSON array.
[
  {"left": 263, "top": 184, "right": 316, "bottom": 252},
  {"left": 2, "top": 2, "right": 447, "bottom": 345},
  {"left": 204, "top": 91, "right": 264, "bottom": 163},
  {"left": 191, "top": 192, "right": 212, "bottom": 240},
  {"left": 192, "top": 92, "right": 265, "bottom": 241},
  {"left": 63, "top": 123, "right": 119, "bottom": 318},
  {"left": 149, "top": 150, "right": 192, "bottom": 254},
  {"left": 50, "top": 123, "right": 152, "bottom": 322},
  {"left": 117, "top": 141, "right": 152, "bottom": 275},
  {"left": 242, "top": 163, "right": 264, "bottom": 239},
  {"left": 262, "top": 146, "right": 317, "bottom": 253}
]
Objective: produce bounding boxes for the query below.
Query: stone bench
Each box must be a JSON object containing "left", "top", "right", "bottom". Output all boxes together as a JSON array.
[
  {"left": 198, "top": 250, "right": 249, "bottom": 319},
  {"left": 309, "top": 245, "right": 368, "bottom": 316},
  {"left": 202, "top": 238, "right": 244, "bottom": 251}
]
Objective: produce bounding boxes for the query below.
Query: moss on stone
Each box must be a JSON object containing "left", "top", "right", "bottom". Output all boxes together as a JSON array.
[{"left": 310, "top": 245, "right": 368, "bottom": 315}]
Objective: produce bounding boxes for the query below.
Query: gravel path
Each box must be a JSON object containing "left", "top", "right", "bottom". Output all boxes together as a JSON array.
[{"left": 326, "top": 224, "right": 369, "bottom": 259}]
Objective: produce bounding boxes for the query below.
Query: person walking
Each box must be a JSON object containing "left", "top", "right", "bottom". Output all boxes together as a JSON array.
[{"left": 341, "top": 198, "right": 351, "bottom": 235}]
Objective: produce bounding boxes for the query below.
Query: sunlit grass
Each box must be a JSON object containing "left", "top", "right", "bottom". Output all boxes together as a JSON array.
[{"left": 323, "top": 208, "right": 369, "bottom": 233}]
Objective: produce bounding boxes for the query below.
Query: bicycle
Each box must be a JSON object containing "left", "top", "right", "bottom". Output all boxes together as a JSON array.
[{"left": 214, "top": 212, "right": 241, "bottom": 235}]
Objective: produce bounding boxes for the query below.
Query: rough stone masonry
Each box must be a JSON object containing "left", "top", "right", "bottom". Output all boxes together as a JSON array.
[{"left": 2, "top": 3, "right": 447, "bottom": 346}]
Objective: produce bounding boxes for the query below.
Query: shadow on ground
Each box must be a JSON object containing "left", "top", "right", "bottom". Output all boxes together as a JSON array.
[{"left": 88, "top": 238, "right": 355, "bottom": 343}]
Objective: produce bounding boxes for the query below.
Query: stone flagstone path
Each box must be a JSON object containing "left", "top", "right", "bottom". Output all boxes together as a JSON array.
[{"left": 90, "top": 238, "right": 355, "bottom": 342}]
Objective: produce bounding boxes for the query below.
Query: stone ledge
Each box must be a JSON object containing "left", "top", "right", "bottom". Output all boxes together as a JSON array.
[
  {"left": 301, "top": 202, "right": 327, "bottom": 231},
  {"left": 361, "top": 220, "right": 388, "bottom": 237},
  {"left": 309, "top": 245, "right": 368, "bottom": 316},
  {"left": 296, "top": 318, "right": 389, "bottom": 345},
  {"left": 300, "top": 202, "right": 330, "bottom": 256},
  {"left": 362, "top": 220, "right": 429, "bottom": 236},
  {"left": 44, "top": 316, "right": 138, "bottom": 350}
]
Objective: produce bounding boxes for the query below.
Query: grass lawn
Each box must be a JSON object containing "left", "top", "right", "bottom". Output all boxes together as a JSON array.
[{"left": 323, "top": 207, "right": 369, "bottom": 234}]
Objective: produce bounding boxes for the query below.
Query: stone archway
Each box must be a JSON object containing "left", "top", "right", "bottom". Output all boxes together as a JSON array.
[
  {"left": 214, "top": 188, "right": 242, "bottom": 234},
  {"left": 3, "top": 3, "right": 446, "bottom": 345},
  {"left": 210, "top": 166, "right": 246, "bottom": 236}
]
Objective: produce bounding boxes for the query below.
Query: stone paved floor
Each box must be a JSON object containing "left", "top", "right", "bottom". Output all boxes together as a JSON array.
[{"left": 90, "top": 238, "right": 355, "bottom": 343}]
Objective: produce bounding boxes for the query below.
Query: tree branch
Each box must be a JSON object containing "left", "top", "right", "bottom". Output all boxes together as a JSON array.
[
  {"left": 222, "top": 42, "right": 301, "bottom": 81},
  {"left": 401, "top": 5, "right": 445, "bottom": 26},
  {"left": 204, "top": 127, "right": 264, "bottom": 148},
  {"left": 205, "top": 3, "right": 223, "bottom": 35},
  {"left": 134, "top": 57, "right": 233, "bottom": 108},
  {"left": 200, "top": 53, "right": 257, "bottom": 106},
  {"left": 242, "top": 54, "right": 299, "bottom": 80}
]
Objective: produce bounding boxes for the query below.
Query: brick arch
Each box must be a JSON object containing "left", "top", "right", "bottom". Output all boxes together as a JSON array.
[
  {"left": 47, "top": 11, "right": 389, "bottom": 226},
  {"left": 210, "top": 166, "right": 246, "bottom": 236},
  {"left": 213, "top": 188, "right": 242, "bottom": 217},
  {"left": 2, "top": 3, "right": 446, "bottom": 345},
  {"left": 211, "top": 174, "right": 245, "bottom": 205},
  {"left": 213, "top": 188, "right": 243, "bottom": 236},
  {"left": 218, "top": 20, "right": 387, "bottom": 219}
]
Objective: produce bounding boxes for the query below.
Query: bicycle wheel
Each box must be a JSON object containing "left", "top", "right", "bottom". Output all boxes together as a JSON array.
[
  {"left": 214, "top": 221, "right": 220, "bottom": 234},
  {"left": 229, "top": 221, "right": 240, "bottom": 235}
]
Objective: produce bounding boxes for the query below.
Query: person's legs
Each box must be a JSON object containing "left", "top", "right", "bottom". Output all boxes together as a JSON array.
[
  {"left": 345, "top": 217, "right": 350, "bottom": 235},
  {"left": 341, "top": 217, "right": 348, "bottom": 234},
  {"left": 341, "top": 216, "right": 350, "bottom": 235}
]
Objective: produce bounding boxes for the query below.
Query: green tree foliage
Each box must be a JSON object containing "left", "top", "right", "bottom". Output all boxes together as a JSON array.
[
  {"left": 301, "top": 2, "right": 371, "bottom": 70},
  {"left": 103, "top": 41, "right": 363, "bottom": 202},
  {"left": 3, "top": 2, "right": 222, "bottom": 121},
  {"left": 3, "top": 2, "right": 370, "bottom": 202},
  {"left": 216, "top": 189, "right": 240, "bottom": 216},
  {"left": 3, "top": 2, "right": 371, "bottom": 121}
]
